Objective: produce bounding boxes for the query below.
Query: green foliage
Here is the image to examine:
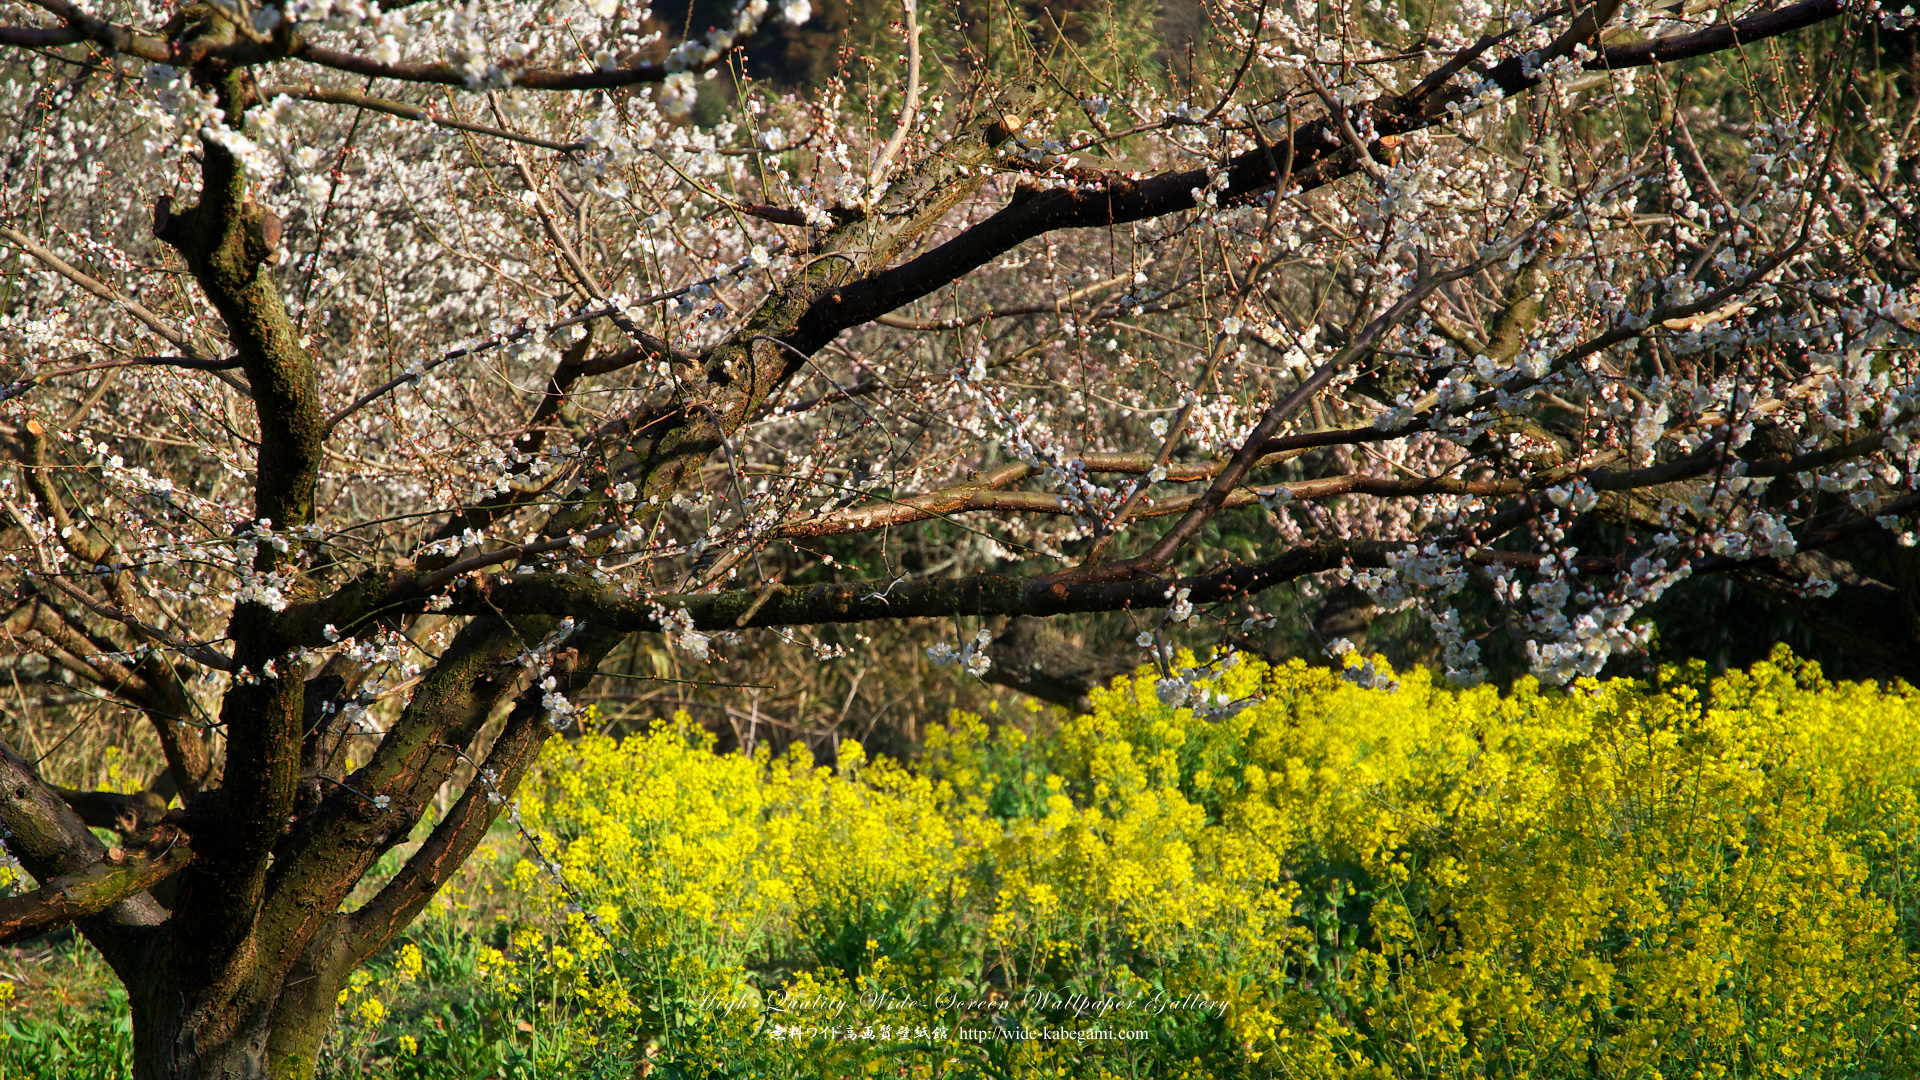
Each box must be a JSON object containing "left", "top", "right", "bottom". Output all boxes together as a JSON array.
[
  {"left": 10, "top": 648, "right": 1920, "bottom": 1078},
  {"left": 0, "top": 999, "right": 133, "bottom": 1080}
]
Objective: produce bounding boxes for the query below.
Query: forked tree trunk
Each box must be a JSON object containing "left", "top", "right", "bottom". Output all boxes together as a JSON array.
[
  {"left": 126, "top": 945, "right": 344, "bottom": 1080},
  {"left": 0, "top": 615, "right": 617, "bottom": 1080}
]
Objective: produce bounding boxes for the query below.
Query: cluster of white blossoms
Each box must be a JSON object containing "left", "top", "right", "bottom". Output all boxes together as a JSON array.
[
  {"left": 1149, "top": 651, "right": 1262, "bottom": 714},
  {"left": 927, "top": 629, "right": 993, "bottom": 676}
]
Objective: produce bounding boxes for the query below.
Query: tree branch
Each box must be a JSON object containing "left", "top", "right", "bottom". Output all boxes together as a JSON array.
[
  {"left": 0, "top": 740, "right": 168, "bottom": 967},
  {"left": 0, "top": 24, "right": 82, "bottom": 48},
  {"left": 56, "top": 787, "right": 171, "bottom": 834},
  {"left": 9, "top": 592, "right": 157, "bottom": 698},
  {"left": 1116, "top": 246, "right": 1505, "bottom": 576},
  {"left": 291, "top": 42, "right": 676, "bottom": 91},
  {"left": 788, "top": 0, "right": 1843, "bottom": 346},
  {"left": 14, "top": 0, "right": 168, "bottom": 61},
  {"left": 0, "top": 826, "right": 189, "bottom": 946},
  {"left": 260, "top": 84, "right": 587, "bottom": 152},
  {"left": 582, "top": 77, "right": 1042, "bottom": 514},
  {"left": 33, "top": 573, "right": 234, "bottom": 671},
  {"left": 341, "top": 625, "right": 620, "bottom": 965},
  {"left": 256, "top": 618, "right": 526, "bottom": 979},
  {"left": 322, "top": 307, "right": 676, "bottom": 432},
  {"left": 872, "top": 271, "right": 1130, "bottom": 330},
  {"left": 0, "top": 226, "right": 249, "bottom": 396},
  {"left": 153, "top": 83, "right": 329, "bottom": 992},
  {"left": 765, "top": 450, "right": 1309, "bottom": 537},
  {"left": 1598, "top": 0, "right": 1843, "bottom": 69},
  {"left": 1, "top": 355, "right": 248, "bottom": 406},
  {"left": 864, "top": 0, "right": 922, "bottom": 195},
  {"left": 440, "top": 492, "right": 1897, "bottom": 633},
  {"left": 14, "top": 421, "right": 215, "bottom": 793}
]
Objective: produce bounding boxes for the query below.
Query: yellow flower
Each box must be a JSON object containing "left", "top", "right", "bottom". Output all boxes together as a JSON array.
[
  {"left": 396, "top": 942, "right": 423, "bottom": 982},
  {"left": 478, "top": 646, "right": 1920, "bottom": 1076}
]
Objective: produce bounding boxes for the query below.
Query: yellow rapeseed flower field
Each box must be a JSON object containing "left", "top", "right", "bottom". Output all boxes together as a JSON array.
[{"left": 337, "top": 646, "right": 1920, "bottom": 1078}]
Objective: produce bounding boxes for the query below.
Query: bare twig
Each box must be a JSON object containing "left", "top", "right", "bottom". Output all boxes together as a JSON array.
[{"left": 865, "top": 0, "right": 922, "bottom": 196}]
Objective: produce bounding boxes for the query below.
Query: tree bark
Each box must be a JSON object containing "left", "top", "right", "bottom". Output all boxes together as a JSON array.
[{"left": 984, "top": 616, "right": 1137, "bottom": 711}]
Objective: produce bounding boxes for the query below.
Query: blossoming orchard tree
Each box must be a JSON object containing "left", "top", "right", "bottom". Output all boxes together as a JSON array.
[{"left": 0, "top": 0, "right": 1905, "bottom": 1072}]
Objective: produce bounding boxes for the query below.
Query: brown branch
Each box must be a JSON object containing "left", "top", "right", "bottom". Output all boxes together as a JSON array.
[
  {"left": 148, "top": 84, "right": 331, "bottom": 989},
  {"left": 323, "top": 308, "right": 680, "bottom": 433},
  {"left": 298, "top": 446, "right": 1897, "bottom": 650},
  {"left": 292, "top": 42, "right": 677, "bottom": 91},
  {"left": 259, "top": 84, "right": 587, "bottom": 152},
  {"left": 761, "top": 426, "right": 1839, "bottom": 543},
  {"left": 0, "top": 228, "right": 190, "bottom": 348},
  {"left": 0, "top": 0, "right": 772, "bottom": 96},
  {"left": 288, "top": 3, "right": 793, "bottom": 93},
  {"left": 1, "top": 739, "right": 109, "bottom": 882},
  {"left": 0, "top": 226, "right": 250, "bottom": 396},
  {"left": 340, "top": 625, "right": 620, "bottom": 966},
  {"left": 408, "top": 330, "right": 699, "bottom": 564},
  {"left": 0, "top": 24, "right": 82, "bottom": 48},
  {"left": 0, "top": 740, "right": 168, "bottom": 960},
  {"left": 767, "top": 452, "right": 1309, "bottom": 537},
  {"left": 441, "top": 550, "right": 1371, "bottom": 632},
  {"left": 1598, "top": 0, "right": 1843, "bottom": 69},
  {"left": 1146, "top": 416, "right": 1905, "bottom": 522},
  {"left": 439, "top": 486, "right": 1893, "bottom": 634},
  {"left": 254, "top": 618, "right": 529, "bottom": 988},
  {"left": 1399, "top": 7, "right": 1564, "bottom": 107},
  {"left": 506, "top": 150, "right": 611, "bottom": 303},
  {"left": 574, "top": 77, "right": 1042, "bottom": 524},
  {"left": 10, "top": 598, "right": 213, "bottom": 797},
  {"left": 790, "top": 0, "right": 1843, "bottom": 346},
  {"left": 1481, "top": 243, "right": 1556, "bottom": 363},
  {"left": 1117, "top": 249, "right": 1499, "bottom": 577},
  {"left": 1259, "top": 255, "right": 1810, "bottom": 459},
  {"left": 34, "top": 574, "right": 235, "bottom": 671},
  {"left": 873, "top": 271, "right": 1131, "bottom": 331},
  {"left": 18, "top": 418, "right": 107, "bottom": 566},
  {"left": 496, "top": 133, "right": 685, "bottom": 361},
  {"left": 734, "top": 202, "right": 812, "bottom": 226},
  {"left": 15, "top": 423, "right": 215, "bottom": 793},
  {"left": 1076, "top": 452, "right": 1260, "bottom": 482},
  {"left": 0, "top": 826, "right": 190, "bottom": 946},
  {"left": 14, "top": 0, "right": 168, "bottom": 61},
  {"left": 56, "top": 787, "right": 171, "bottom": 834},
  {"left": 13, "top": 595, "right": 153, "bottom": 696},
  {"left": 771, "top": 463, "right": 1032, "bottom": 537},
  {"left": 5, "top": 354, "right": 246, "bottom": 400},
  {"left": 308, "top": 412, "right": 1895, "bottom": 637},
  {"left": 864, "top": 0, "right": 922, "bottom": 194}
]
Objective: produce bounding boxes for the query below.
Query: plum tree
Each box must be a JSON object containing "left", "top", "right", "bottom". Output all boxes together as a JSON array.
[{"left": 0, "top": 0, "right": 1897, "bottom": 1075}]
